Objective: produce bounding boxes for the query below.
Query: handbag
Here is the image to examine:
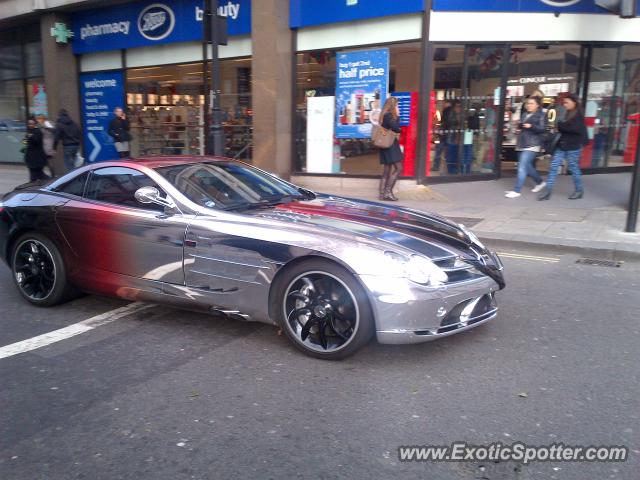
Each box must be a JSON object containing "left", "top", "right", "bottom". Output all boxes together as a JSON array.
[
  {"left": 541, "top": 130, "right": 561, "bottom": 154},
  {"left": 371, "top": 122, "right": 396, "bottom": 149}
]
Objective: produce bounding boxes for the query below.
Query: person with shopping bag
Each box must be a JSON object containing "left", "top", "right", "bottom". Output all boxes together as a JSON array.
[{"left": 371, "top": 97, "right": 403, "bottom": 201}]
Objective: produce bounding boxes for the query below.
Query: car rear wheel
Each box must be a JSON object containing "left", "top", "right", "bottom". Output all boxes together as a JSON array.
[
  {"left": 11, "top": 233, "right": 73, "bottom": 307},
  {"left": 272, "top": 259, "right": 374, "bottom": 360}
]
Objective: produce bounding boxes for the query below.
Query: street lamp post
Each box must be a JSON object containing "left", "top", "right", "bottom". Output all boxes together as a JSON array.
[
  {"left": 208, "top": 0, "right": 225, "bottom": 156},
  {"left": 625, "top": 129, "right": 640, "bottom": 232}
]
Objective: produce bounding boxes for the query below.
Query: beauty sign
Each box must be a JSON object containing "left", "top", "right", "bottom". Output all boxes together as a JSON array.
[{"left": 335, "top": 48, "right": 389, "bottom": 139}]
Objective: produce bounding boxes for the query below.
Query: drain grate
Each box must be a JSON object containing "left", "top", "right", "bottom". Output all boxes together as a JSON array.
[{"left": 576, "top": 258, "right": 623, "bottom": 268}]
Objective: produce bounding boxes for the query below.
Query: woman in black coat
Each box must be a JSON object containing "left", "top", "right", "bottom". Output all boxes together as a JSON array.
[
  {"left": 378, "top": 96, "right": 403, "bottom": 201},
  {"left": 23, "top": 117, "right": 50, "bottom": 182},
  {"left": 538, "top": 93, "right": 587, "bottom": 200}
]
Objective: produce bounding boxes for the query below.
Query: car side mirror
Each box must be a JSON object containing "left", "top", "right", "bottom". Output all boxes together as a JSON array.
[
  {"left": 297, "top": 187, "right": 316, "bottom": 200},
  {"left": 134, "top": 186, "right": 176, "bottom": 210}
]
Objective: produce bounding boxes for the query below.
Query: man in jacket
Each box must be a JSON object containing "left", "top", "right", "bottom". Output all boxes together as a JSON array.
[
  {"left": 54, "top": 109, "right": 82, "bottom": 172},
  {"left": 108, "top": 107, "right": 131, "bottom": 158}
]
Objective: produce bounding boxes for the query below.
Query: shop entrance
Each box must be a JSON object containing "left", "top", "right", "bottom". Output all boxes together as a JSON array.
[{"left": 125, "top": 58, "right": 252, "bottom": 161}]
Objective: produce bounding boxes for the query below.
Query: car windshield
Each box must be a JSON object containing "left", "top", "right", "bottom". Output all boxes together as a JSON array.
[{"left": 155, "top": 162, "right": 308, "bottom": 210}]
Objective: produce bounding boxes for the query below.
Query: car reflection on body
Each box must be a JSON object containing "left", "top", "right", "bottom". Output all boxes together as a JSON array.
[{"left": 0, "top": 157, "right": 505, "bottom": 359}]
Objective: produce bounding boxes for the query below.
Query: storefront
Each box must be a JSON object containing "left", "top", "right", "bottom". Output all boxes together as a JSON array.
[
  {"left": 72, "top": 0, "right": 252, "bottom": 163},
  {"left": 0, "top": 25, "right": 44, "bottom": 164},
  {"left": 290, "top": 0, "right": 640, "bottom": 183}
]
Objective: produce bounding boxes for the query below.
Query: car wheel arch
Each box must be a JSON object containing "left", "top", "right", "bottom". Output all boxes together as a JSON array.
[{"left": 267, "top": 253, "right": 373, "bottom": 325}]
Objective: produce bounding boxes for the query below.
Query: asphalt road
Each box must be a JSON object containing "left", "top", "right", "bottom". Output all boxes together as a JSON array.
[{"left": 0, "top": 244, "right": 638, "bottom": 480}]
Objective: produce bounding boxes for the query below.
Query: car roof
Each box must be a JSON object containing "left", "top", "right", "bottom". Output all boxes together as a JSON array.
[{"left": 125, "top": 155, "right": 234, "bottom": 169}]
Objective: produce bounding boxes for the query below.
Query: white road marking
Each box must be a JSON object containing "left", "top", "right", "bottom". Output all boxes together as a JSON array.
[
  {"left": 0, "top": 302, "right": 153, "bottom": 360},
  {"left": 497, "top": 252, "right": 561, "bottom": 263}
]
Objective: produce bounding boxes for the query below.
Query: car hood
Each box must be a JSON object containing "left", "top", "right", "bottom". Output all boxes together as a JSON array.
[{"left": 252, "top": 194, "right": 483, "bottom": 260}]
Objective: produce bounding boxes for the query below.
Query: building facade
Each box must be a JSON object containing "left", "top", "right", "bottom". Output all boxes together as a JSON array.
[{"left": 0, "top": 0, "right": 639, "bottom": 183}]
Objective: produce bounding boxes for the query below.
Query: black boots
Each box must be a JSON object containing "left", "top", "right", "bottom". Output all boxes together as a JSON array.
[
  {"left": 383, "top": 168, "right": 399, "bottom": 201},
  {"left": 378, "top": 176, "right": 386, "bottom": 200},
  {"left": 538, "top": 189, "right": 551, "bottom": 201},
  {"left": 380, "top": 167, "right": 399, "bottom": 201},
  {"left": 538, "top": 189, "right": 583, "bottom": 200},
  {"left": 568, "top": 190, "right": 583, "bottom": 200}
]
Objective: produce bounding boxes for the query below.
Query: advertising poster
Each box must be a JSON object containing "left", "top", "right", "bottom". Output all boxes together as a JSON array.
[
  {"left": 335, "top": 48, "right": 389, "bottom": 139},
  {"left": 391, "top": 92, "right": 412, "bottom": 127},
  {"left": 79, "top": 71, "right": 125, "bottom": 162},
  {"left": 306, "top": 96, "right": 337, "bottom": 173}
]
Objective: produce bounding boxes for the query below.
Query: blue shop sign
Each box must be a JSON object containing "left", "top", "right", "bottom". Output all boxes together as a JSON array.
[
  {"left": 72, "top": 0, "right": 251, "bottom": 54},
  {"left": 432, "top": 0, "right": 640, "bottom": 13},
  {"left": 79, "top": 71, "right": 125, "bottom": 162},
  {"left": 290, "top": 0, "right": 424, "bottom": 28}
]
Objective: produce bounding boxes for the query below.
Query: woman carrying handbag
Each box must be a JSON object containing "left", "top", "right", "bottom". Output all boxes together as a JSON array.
[
  {"left": 538, "top": 94, "right": 587, "bottom": 200},
  {"left": 372, "top": 97, "right": 403, "bottom": 201}
]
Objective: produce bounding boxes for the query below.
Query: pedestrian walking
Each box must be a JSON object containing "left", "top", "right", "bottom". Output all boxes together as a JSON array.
[
  {"left": 36, "top": 114, "right": 56, "bottom": 176},
  {"left": 108, "top": 107, "right": 132, "bottom": 158},
  {"left": 53, "top": 109, "right": 82, "bottom": 172},
  {"left": 505, "top": 96, "right": 547, "bottom": 198},
  {"left": 538, "top": 93, "right": 587, "bottom": 200},
  {"left": 377, "top": 97, "right": 403, "bottom": 201},
  {"left": 23, "top": 117, "right": 50, "bottom": 182},
  {"left": 444, "top": 101, "right": 463, "bottom": 174}
]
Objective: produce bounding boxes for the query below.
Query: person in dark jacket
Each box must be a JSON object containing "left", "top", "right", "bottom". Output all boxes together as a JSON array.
[
  {"left": 108, "top": 107, "right": 132, "bottom": 158},
  {"left": 538, "top": 93, "right": 587, "bottom": 200},
  {"left": 54, "top": 109, "right": 82, "bottom": 172},
  {"left": 378, "top": 96, "right": 403, "bottom": 201},
  {"left": 23, "top": 117, "right": 50, "bottom": 182},
  {"left": 505, "top": 97, "right": 547, "bottom": 198}
]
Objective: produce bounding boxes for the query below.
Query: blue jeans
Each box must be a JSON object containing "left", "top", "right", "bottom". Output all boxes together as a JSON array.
[
  {"left": 433, "top": 140, "right": 445, "bottom": 170},
  {"left": 547, "top": 148, "right": 584, "bottom": 192},
  {"left": 63, "top": 145, "right": 79, "bottom": 171},
  {"left": 514, "top": 150, "right": 543, "bottom": 193},
  {"left": 446, "top": 143, "right": 459, "bottom": 174},
  {"left": 461, "top": 144, "right": 473, "bottom": 174}
]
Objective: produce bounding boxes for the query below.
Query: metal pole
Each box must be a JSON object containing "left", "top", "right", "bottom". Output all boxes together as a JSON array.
[
  {"left": 415, "top": 0, "right": 433, "bottom": 184},
  {"left": 625, "top": 127, "right": 640, "bottom": 232},
  {"left": 209, "top": 0, "right": 224, "bottom": 156}
]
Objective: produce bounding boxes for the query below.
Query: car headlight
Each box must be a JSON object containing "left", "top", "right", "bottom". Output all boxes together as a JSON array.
[
  {"left": 459, "top": 223, "right": 485, "bottom": 249},
  {"left": 384, "top": 251, "right": 448, "bottom": 286}
]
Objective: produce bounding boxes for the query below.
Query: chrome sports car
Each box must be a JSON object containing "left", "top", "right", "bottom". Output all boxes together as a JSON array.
[{"left": 0, "top": 157, "right": 505, "bottom": 359}]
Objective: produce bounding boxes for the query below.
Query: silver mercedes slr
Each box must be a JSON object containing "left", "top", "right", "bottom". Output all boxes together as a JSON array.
[{"left": 0, "top": 157, "right": 505, "bottom": 360}]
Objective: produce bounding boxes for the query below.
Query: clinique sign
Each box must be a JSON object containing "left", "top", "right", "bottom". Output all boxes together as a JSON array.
[{"left": 508, "top": 75, "right": 575, "bottom": 85}]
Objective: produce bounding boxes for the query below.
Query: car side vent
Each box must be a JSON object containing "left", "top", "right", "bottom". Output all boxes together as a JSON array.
[{"left": 575, "top": 258, "right": 623, "bottom": 268}]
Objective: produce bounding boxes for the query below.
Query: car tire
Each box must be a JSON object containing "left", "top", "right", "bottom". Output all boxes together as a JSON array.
[
  {"left": 11, "top": 232, "right": 74, "bottom": 307},
  {"left": 271, "top": 258, "right": 374, "bottom": 360}
]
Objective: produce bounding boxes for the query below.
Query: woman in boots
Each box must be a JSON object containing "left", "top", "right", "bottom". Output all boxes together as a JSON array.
[
  {"left": 378, "top": 97, "right": 403, "bottom": 201},
  {"left": 538, "top": 93, "right": 586, "bottom": 200}
]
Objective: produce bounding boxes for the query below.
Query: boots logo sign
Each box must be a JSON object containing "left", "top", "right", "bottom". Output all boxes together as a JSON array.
[
  {"left": 539, "top": 0, "right": 582, "bottom": 6},
  {"left": 138, "top": 3, "right": 175, "bottom": 41}
]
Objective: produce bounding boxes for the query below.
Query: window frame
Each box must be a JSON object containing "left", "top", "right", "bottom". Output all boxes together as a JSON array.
[{"left": 83, "top": 166, "right": 169, "bottom": 213}]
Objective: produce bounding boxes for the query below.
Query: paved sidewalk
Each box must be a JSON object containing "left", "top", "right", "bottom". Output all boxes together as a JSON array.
[
  {"left": 293, "top": 172, "right": 640, "bottom": 259},
  {"left": 2, "top": 164, "right": 638, "bottom": 258}
]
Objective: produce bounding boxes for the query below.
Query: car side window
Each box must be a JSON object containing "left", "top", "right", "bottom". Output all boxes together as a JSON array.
[
  {"left": 84, "top": 167, "right": 166, "bottom": 212},
  {"left": 53, "top": 172, "right": 89, "bottom": 197}
]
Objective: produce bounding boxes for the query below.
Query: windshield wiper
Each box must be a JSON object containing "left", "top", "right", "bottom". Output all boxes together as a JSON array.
[{"left": 223, "top": 194, "right": 306, "bottom": 212}]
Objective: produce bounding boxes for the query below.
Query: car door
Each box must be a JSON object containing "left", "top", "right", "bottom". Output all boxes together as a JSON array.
[{"left": 54, "top": 166, "right": 189, "bottom": 287}]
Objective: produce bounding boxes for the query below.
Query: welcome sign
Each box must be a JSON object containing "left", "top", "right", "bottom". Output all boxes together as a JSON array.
[
  {"left": 72, "top": 0, "right": 251, "bottom": 54},
  {"left": 335, "top": 48, "right": 389, "bottom": 139}
]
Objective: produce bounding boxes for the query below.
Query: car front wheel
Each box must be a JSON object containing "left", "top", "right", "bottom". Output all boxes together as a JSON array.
[{"left": 272, "top": 259, "right": 374, "bottom": 360}]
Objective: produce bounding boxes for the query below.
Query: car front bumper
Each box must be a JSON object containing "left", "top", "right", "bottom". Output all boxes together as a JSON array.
[{"left": 359, "top": 268, "right": 502, "bottom": 345}]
